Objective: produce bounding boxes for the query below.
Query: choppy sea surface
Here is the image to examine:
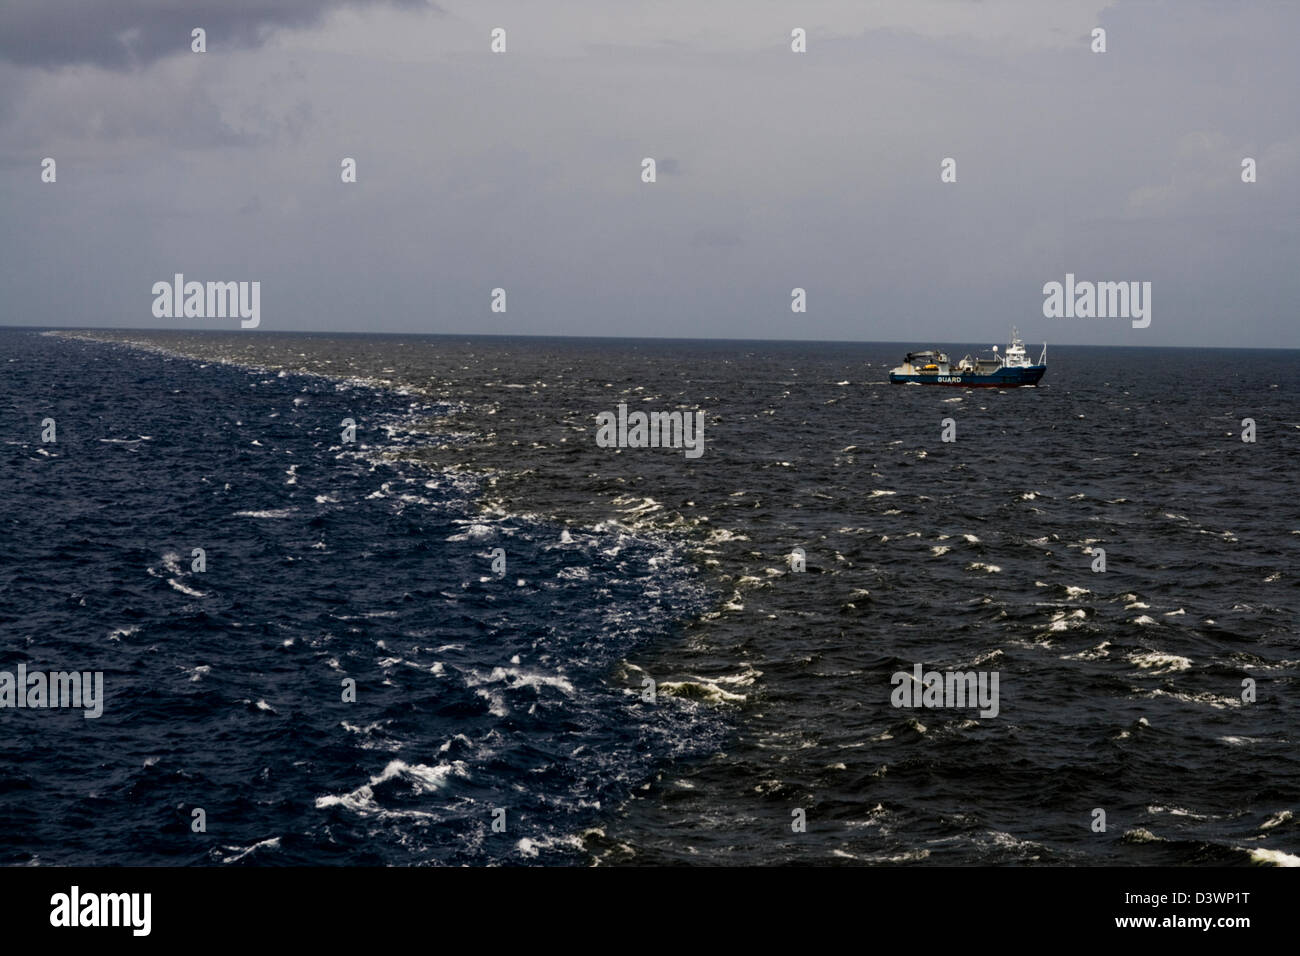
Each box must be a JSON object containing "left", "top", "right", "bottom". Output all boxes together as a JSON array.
[{"left": 2, "top": 327, "right": 1297, "bottom": 866}]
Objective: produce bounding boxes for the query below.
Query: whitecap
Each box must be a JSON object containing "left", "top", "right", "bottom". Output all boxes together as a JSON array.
[
  {"left": 1130, "top": 651, "right": 1190, "bottom": 673},
  {"left": 168, "top": 579, "right": 205, "bottom": 598},
  {"left": 1249, "top": 848, "right": 1300, "bottom": 866}
]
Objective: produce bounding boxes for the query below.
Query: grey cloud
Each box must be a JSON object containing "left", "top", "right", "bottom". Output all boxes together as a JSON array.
[
  {"left": 1, "top": 1, "right": 1297, "bottom": 348},
  {"left": 692, "top": 228, "right": 744, "bottom": 249},
  {"left": 0, "top": 0, "right": 434, "bottom": 70}
]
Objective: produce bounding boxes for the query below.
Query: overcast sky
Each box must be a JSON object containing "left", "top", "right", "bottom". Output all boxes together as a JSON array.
[{"left": 1, "top": 0, "right": 1296, "bottom": 347}]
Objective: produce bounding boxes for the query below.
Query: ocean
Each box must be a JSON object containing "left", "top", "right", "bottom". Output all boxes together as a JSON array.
[{"left": 1, "top": 327, "right": 1297, "bottom": 866}]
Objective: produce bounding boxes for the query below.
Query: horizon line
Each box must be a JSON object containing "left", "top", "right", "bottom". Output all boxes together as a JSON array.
[{"left": 10, "top": 324, "right": 1300, "bottom": 352}]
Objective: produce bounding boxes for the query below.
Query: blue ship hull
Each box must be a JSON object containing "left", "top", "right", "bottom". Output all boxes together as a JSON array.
[{"left": 889, "top": 365, "right": 1046, "bottom": 387}]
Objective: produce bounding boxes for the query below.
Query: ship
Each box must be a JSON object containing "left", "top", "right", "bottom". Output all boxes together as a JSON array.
[{"left": 888, "top": 328, "right": 1046, "bottom": 387}]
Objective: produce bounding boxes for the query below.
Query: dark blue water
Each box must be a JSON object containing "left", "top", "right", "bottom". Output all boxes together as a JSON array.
[
  {"left": 2, "top": 328, "right": 1298, "bottom": 866},
  {"left": 0, "top": 329, "right": 720, "bottom": 865}
]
